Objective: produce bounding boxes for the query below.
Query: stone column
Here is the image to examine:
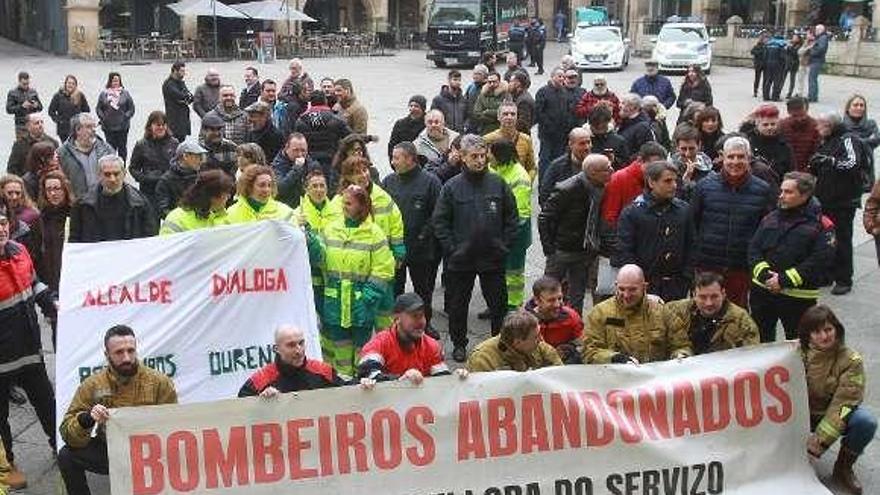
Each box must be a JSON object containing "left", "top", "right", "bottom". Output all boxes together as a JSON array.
[
  {"left": 692, "top": 0, "right": 721, "bottom": 24},
  {"left": 785, "top": 0, "right": 810, "bottom": 28},
  {"left": 363, "top": 0, "right": 388, "bottom": 32},
  {"left": 65, "top": 0, "right": 100, "bottom": 59},
  {"left": 180, "top": 16, "right": 198, "bottom": 39}
]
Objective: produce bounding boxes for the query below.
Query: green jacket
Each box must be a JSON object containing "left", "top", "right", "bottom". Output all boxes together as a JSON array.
[
  {"left": 159, "top": 207, "right": 229, "bottom": 235},
  {"left": 226, "top": 196, "right": 296, "bottom": 224},
  {"left": 319, "top": 217, "right": 395, "bottom": 329}
]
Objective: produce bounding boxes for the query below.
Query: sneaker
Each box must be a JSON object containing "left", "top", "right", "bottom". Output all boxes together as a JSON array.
[
  {"left": 830, "top": 283, "right": 852, "bottom": 295},
  {"left": 7, "top": 463, "right": 27, "bottom": 489},
  {"left": 452, "top": 346, "right": 467, "bottom": 363},
  {"left": 477, "top": 309, "right": 491, "bottom": 320},
  {"left": 425, "top": 325, "right": 441, "bottom": 340}
]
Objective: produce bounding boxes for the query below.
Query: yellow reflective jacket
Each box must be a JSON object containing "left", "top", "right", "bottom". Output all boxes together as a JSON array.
[
  {"left": 328, "top": 184, "right": 406, "bottom": 260},
  {"left": 295, "top": 196, "right": 340, "bottom": 234},
  {"left": 803, "top": 344, "right": 866, "bottom": 447},
  {"left": 320, "top": 216, "right": 395, "bottom": 329},
  {"left": 226, "top": 196, "right": 296, "bottom": 224},
  {"left": 468, "top": 335, "right": 562, "bottom": 372},
  {"left": 159, "top": 207, "right": 229, "bottom": 235},
  {"left": 583, "top": 296, "right": 692, "bottom": 364}
]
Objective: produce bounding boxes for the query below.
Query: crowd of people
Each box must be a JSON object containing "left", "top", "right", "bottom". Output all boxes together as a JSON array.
[
  {"left": 750, "top": 24, "right": 830, "bottom": 103},
  {"left": 1, "top": 43, "right": 879, "bottom": 494}
]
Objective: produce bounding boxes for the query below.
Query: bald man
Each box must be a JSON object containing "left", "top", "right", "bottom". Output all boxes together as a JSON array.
[
  {"left": 238, "top": 325, "right": 346, "bottom": 397},
  {"left": 193, "top": 68, "right": 221, "bottom": 118},
  {"left": 538, "top": 127, "right": 593, "bottom": 206},
  {"left": 582, "top": 264, "right": 691, "bottom": 364}
]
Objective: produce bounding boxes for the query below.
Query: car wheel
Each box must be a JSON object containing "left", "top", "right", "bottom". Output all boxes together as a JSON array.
[{"left": 434, "top": 59, "right": 447, "bottom": 68}]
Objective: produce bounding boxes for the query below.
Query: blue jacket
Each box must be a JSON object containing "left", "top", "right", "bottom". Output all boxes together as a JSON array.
[
  {"left": 809, "top": 33, "right": 829, "bottom": 64},
  {"left": 691, "top": 172, "right": 774, "bottom": 270},
  {"left": 629, "top": 75, "right": 676, "bottom": 109}
]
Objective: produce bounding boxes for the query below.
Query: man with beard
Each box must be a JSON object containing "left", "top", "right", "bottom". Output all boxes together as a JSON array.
[
  {"left": 192, "top": 68, "right": 221, "bottom": 118},
  {"left": 506, "top": 70, "right": 535, "bottom": 134},
  {"left": 587, "top": 105, "right": 629, "bottom": 169},
  {"left": 629, "top": 60, "right": 675, "bottom": 109},
  {"left": 415, "top": 110, "right": 459, "bottom": 168},
  {"left": 666, "top": 272, "right": 760, "bottom": 355},
  {"left": 244, "top": 101, "right": 284, "bottom": 162},
  {"left": 199, "top": 114, "right": 238, "bottom": 179},
  {"left": 357, "top": 293, "right": 454, "bottom": 385},
  {"left": 239, "top": 325, "right": 345, "bottom": 397},
  {"left": 583, "top": 264, "right": 691, "bottom": 364},
  {"left": 779, "top": 96, "right": 820, "bottom": 172},
  {"left": 388, "top": 96, "right": 426, "bottom": 162},
  {"left": 59, "top": 325, "right": 177, "bottom": 495},
  {"left": 204, "top": 85, "right": 248, "bottom": 145},
  {"left": 744, "top": 103, "right": 794, "bottom": 178},
  {"left": 575, "top": 75, "right": 621, "bottom": 126},
  {"left": 431, "top": 70, "right": 467, "bottom": 133}
]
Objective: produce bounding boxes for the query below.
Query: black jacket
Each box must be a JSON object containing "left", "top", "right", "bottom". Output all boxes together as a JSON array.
[
  {"left": 129, "top": 135, "right": 179, "bottom": 197},
  {"left": 432, "top": 168, "right": 518, "bottom": 272},
  {"left": 247, "top": 122, "right": 284, "bottom": 165},
  {"left": 48, "top": 90, "right": 90, "bottom": 140},
  {"left": 96, "top": 88, "right": 136, "bottom": 132},
  {"left": 810, "top": 127, "right": 865, "bottom": 209},
  {"left": 239, "top": 82, "right": 261, "bottom": 109},
  {"left": 162, "top": 77, "right": 193, "bottom": 138},
  {"left": 691, "top": 172, "right": 774, "bottom": 270},
  {"left": 155, "top": 161, "right": 198, "bottom": 218},
  {"left": 538, "top": 153, "right": 581, "bottom": 206},
  {"left": 746, "top": 127, "right": 794, "bottom": 178},
  {"left": 238, "top": 356, "right": 345, "bottom": 397},
  {"left": 387, "top": 116, "right": 425, "bottom": 161},
  {"left": 617, "top": 112, "right": 657, "bottom": 154},
  {"left": 7, "top": 133, "right": 59, "bottom": 176},
  {"left": 293, "top": 107, "right": 352, "bottom": 169},
  {"left": 6, "top": 86, "right": 42, "bottom": 127},
  {"left": 749, "top": 198, "right": 835, "bottom": 293},
  {"left": 382, "top": 166, "right": 442, "bottom": 263},
  {"left": 676, "top": 80, "right": 713, "bottom": 109},
  {"left": 272, "top": 152, "right": 324, "bottom": 209},
  {"left": 201, "top": 138, "right": 238, "bottom": 179},
  {"left": 535, "top": 83, "right": 574, "bottom": 141},
  {"left": 538, "top": 172, "right": 609, "bottom": 255},
  {"left": 431, "top": 85, "right": 468, "bottom": 133},
  {"left": 591, "top": 131, "right": 631, "bottom": 169},
  {"left": 613, "top": 191, "right": 696, "bottom": 279},
  {"left": 69, "top": 184, "right": 158, "bottom": 242}
]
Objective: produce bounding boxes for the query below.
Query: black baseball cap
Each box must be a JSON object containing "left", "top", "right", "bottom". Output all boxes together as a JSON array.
[{"left": 394, "top": 292, "right": 425, "bottom": 313}]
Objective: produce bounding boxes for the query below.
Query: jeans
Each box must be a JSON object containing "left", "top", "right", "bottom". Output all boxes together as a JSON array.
[
  {"left": 823, "top": 206, "right": 856, "bottom": 287},
  {"left": 544, "top": 250, "right": 592, "bottom": 316},
  {"left": 808, "top": 62, "right": 822, "bottom": 101},
  {"left": 0, "top": 364, "right": 56, "bottom": 463},
  {"left": 445, "top": 269, "right": 507, "bottom": 348},
  {"left": 842, "top": 407, "right": 878, "bottom": 455},
  {"left": 58, "top": 439, "right": 109, "bottom": 495}
]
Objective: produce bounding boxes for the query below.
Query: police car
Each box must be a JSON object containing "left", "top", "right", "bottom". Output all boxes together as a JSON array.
[
  {"left": 568, "top": 24, "right": 630, "bottom": 71},
  {"left": 651, "top": 16, "right": 714, "bottom": 73}
]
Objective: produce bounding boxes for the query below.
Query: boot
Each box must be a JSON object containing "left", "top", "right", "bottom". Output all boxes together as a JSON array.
[
  {"left": 7, "top": 463, "right": 27, "bottom": 489},
  {"left": 832, "top": 446, "right": 862, "bottom": 494}
]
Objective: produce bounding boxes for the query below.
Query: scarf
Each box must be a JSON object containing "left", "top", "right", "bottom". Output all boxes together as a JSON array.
[{"left": 106, "top": 87, "right": 122, "bottom": 110}]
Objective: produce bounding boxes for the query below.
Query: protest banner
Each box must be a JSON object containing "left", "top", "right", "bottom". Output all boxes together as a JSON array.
[
  {"left": 106, "top": 342, "right": 832, "bottom": 495},
  {"left": 56, "top": 221, "right": 321, "bottom": 446}
]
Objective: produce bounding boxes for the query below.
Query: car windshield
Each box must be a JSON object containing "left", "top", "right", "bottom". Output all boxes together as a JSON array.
[
  {"left": 575, "top": 28, "right": 619, "bottom": 42},
  {"left": 658, "top": 27, "right": 706, "bottom": 42},
  {"left": 428, "top": 2, "right": 480, "bottom": 25}
]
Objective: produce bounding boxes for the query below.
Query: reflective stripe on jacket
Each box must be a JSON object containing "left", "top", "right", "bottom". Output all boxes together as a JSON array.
[{"left": 159, "top": 207, "right": 229, "bottom": 235}]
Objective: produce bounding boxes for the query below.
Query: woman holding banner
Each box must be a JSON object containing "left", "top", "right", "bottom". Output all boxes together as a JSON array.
[
  {"left": 317, "top": 184, "right": 395, "bottom": 378},
  {"left": 226, "top": 166, "right": 297, "bottom": 224},
  {"left": 800, "top": 305, "right": 877, "bottom": 494},
  {"left": 159, "top": 170, "right": 234, "bottom": 235}
]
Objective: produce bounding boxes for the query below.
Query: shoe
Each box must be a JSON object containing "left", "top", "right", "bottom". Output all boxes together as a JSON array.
[
  {"left": 7, "top": 463, "right": 27, "bottom": 489},
  {"left": 9, "top": 387, "right": 26, "bottom": 405},
  {"left": 452, "top": 346, "right": 467, "bottom": 363},
  {"left": 536, "top": 69, "right": 544, "bottom": 75},
  {"left": 477, "top": 309, "right": 491, "bottom": 320},
  {"left": 425, "top": 325, "right": 441, "bottom": 340},
  {"left": 832, "top": 446, "right": 863, "bottom": 494},
  {"left": 831, "top": 283, "right": 852, "bottom": 295}
]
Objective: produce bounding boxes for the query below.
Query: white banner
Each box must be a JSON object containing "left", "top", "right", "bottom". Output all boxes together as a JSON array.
[
  {"left": 56, "top": 221, "right": 321, "bottom": 445},
  {"left": 106, "top": 343, "right": 831, "bottom": 495}
]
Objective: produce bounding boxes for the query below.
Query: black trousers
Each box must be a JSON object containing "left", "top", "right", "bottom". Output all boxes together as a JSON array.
[
  {"left": 0, "top": 363, "right": 56, "bottom": 463},
  {"left": 445, "top": 269, "right": 507, "bottom": 348},
  {"left": 750, "top": 287, "right": 816, "bottom": 342},
  {"left": 647, "top": 274, "right": 690, "bottom": 303},
  {"left": 753, "top": 66, "right": 764, "bottom": 95},
  {"left": 103, "top": 129, "right": 129, "bottom": 160},
  {"left": 823, "top": 206, "right": 856, "bottom": 287},
  {"left": 785, "top": 68, "right": 798, "bottom": 97},
  {"left": 533, "top": 45, "right": 545, "bottom": 72},
  {"left": 875, "top": 236, "right": 880, "bottom": 267},
  {"left": 58, "top": 439, "right": 109, "bottom": 495},
  {"left": 394, "top": 259, "right": 439, "bottom": 324},
  {"left": 762, "top": 66, "right": 784, "bottom": 100}
]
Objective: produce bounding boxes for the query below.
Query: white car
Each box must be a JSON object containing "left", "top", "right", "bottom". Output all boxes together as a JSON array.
[
  {"left": 651, "top": 21, "right": 714, "bottom": 73},
  {"left": 568, "top": 24, "right": 630, "bottom": 71}
]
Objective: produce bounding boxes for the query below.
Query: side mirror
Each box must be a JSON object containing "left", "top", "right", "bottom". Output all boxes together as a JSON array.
[
  {"left": 709, "top": 37, "right": 716, "bottom": 43},
  {"left": 650, "top": 37, "right": 657, "bottom": 43}
]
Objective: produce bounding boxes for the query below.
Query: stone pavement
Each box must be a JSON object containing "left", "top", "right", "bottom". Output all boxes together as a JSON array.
[{"left": 1, "top": 37, "right": 878, "bottom": 494}]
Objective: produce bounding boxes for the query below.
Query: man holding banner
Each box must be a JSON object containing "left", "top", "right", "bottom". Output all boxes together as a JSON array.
[{"left": 58, "top": 325, "right": 177, "bottom": 495}]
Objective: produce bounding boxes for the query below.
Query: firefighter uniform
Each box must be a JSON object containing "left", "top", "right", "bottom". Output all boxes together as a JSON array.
[
  {"left": 665, "top": 299, "right": 760, "bottom": 355},
  {"left": 583, "top": 296, "right": 692, "bottom": 364},
  {"left": 749, "top": 198, "right": 835, "bottom": 341},
  {"left": 490, "top": 159, "right": 532, "bottom": 310},
  {"left": 467, "top": 335, "right": 562, "bottom": 372},
  {"left": 319, "top": 216, "right": 395, "bottom": 377}
]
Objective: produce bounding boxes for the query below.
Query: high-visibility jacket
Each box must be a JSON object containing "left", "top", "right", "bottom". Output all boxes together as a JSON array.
[
  {"left": 159, "top": 207, "right": 229, "bottom": 235},
  {"left": 328, "top": 184, "right": 406, "bottom": 260},
  {"left": 226, "top": 196, "right": 297, "bottom": 224},
  {"left": 320, "top": 217, "right": 395, "bottom": 329},
  {"left": 295, "top": 196, "right": 340, "bottom": 234},
  {"left": 491, "top": 161, "right": 532, "bottom": 308},
  {"left": 491, "top": 161, "right": 532, "bottom": 225}
]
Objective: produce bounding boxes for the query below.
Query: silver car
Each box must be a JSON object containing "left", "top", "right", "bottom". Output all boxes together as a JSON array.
[{"left": 568, "top": 24, "right": 630, "bottom": 71}]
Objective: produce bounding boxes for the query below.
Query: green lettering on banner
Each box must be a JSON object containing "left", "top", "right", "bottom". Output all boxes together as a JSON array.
[
  {"left": 77, "top": 354, "right": 177, "bottom": 382},
  {"left": 208, "top": 344, "right": 276, "bottom": 377}
]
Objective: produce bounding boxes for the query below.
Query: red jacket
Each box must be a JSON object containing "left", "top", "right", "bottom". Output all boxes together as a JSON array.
[
  {"left": 358, "top": 325, "right": 448, "bottom": 378},
  {"left": 601, "top": 160, "right": 645, "bottom": 225},
  {"left": 780, "top": 115, "right": 820, "bottom": 172},
  {"left": 574, "top": 90, "right": 621, "bottom": 124},
  {"left": 525, "top": 299, "right": 583, "bottom": 347}
]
